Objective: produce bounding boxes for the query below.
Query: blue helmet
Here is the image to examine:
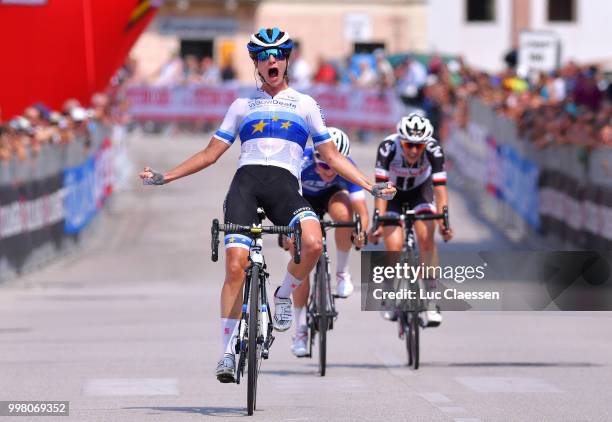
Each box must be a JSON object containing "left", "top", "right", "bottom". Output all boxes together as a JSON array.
[{"left": 247, "top": 27, "right": 294, "bottom": 59}]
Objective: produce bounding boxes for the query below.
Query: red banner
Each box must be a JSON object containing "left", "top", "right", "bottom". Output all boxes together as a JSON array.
[{"left": 0, "top": 0, "right": 158, "bottom": 119}]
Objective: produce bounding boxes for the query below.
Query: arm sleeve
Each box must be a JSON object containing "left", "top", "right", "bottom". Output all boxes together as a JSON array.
[
  {"left": 305, "top": 96, "right": 332, "bottom": 148},
  {"left": 426, "top": 140, "right": 447, "bottom": 186},
  {"left": 375, "top": 139, "right": 395, "bottom": 182},
  {"left": 213, "top": 99, "right": 243, "bottom": 145}
]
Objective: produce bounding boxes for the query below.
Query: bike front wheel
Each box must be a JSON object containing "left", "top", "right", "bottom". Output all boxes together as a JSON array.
[
  {"left": 247, "top": 266, "right": 260, "bottom": 415},
  {"left": 316, "top": 259, "right": 328, "bottom": 376},
  {"left": 409, "top": 311, "right": 420, "bottom": 370}
]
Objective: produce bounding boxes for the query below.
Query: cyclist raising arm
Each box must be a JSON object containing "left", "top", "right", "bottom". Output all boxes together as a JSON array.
[
  {"left": 369, "top": 113, "right": 453, "bottom": 326},
  {"left": 140, "top": 27, "right": 395, "bottom": 383}
]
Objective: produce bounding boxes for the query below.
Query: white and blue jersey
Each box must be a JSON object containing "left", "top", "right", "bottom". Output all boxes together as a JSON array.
[
  {"left": 214, "top": 87, "right": 332, "bottom": 179},
  {"left": 301, "top": 147, "right": 365, "bottom": 201}
]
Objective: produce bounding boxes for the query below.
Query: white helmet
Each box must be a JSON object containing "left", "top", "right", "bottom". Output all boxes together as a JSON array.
[
  {"left": 396, "top": 113, "right": 433, "bottom": 143},
  {"left": 328, "top": 127, "right": 350, "bottom": 156}
]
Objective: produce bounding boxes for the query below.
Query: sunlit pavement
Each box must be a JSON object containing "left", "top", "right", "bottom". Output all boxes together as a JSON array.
[{"left": 1, "top": 132, "right": 611, "bottom": 421}]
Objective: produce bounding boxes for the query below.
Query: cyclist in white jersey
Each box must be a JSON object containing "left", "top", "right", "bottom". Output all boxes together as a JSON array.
[
  {"left": 369, "top": 113, "right": 453, "bottom": 326},
  {"left": 140, "top": 27, "right": 396, "bottom": 383}
]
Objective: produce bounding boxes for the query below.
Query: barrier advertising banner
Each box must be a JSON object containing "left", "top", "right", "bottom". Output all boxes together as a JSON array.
[{"left": 126, "top": 84, "right": 404, "bottom": 130}]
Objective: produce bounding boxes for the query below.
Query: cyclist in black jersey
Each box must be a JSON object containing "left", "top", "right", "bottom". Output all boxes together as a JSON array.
[
  {"left": 140, "top": 27, "right": 396, "bottom": 383},
  {"left": 369, "top": 113, "right": 453, "bottom": 326}
]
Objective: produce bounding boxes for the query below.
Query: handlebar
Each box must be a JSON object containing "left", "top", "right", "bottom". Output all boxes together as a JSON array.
[
  {"left": 320, "top": 214, "right": 365, "bottom": 250},
  {"left": 372, "top": 206, "right": 450, "bottom": 233},
  {"left": 211, "top": 219, "right": 303, "bottom": 264}
]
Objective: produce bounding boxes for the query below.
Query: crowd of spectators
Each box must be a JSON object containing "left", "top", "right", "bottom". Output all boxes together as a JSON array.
[
  {"left": 440, "top": 60, "right": 612, "bottom": 150},
  {"left": 154, "top": 53, "right": 236, "bottom": 86},
  {"left": 305, "top": 48, "right": 612, "bottom": 150},
  {"left": 0, "top": 93, "right": 122, "bottom": 164}
]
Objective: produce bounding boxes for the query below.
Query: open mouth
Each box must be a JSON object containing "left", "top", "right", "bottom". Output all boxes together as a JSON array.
[{"left": 268, "top": 68, "right": 279, "bottom": 78}]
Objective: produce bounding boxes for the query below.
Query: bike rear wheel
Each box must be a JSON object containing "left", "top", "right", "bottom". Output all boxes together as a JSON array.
[
  {"left": 401, "top": 311, "right": 413, "bottom": 366},
  {"left": 247, "top": 266, "right": 260, "bottom": 415},
  {"left": 409, "top": 311, "right": 420, "bottom": 369},
  {"left": 316, "top": 259, "right": 328, "bottom": 376},
  {"left": 399, "top": 249, "right": 421, "bottom": 369}
]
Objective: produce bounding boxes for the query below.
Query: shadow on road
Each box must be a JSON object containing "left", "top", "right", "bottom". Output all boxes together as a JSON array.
[
  {"left": 424, "top": 361, "right": 600, "bottom": 368},
  {"left": 125, "top": 406, "right": 246, "bottom": 417},
  {"left": 261, "top": 362, "right": 407, "bottom": 376},
  {"left": 259, "top": 369, "right": 318, "bottom": 377},
  {"left": 307, "top": 362, "right": 406, "bottom": 370}
]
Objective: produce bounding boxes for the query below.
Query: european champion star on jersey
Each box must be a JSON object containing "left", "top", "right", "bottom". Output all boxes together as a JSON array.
[{"left": 213, "top": 87, "right": 332, "bottom": 179}]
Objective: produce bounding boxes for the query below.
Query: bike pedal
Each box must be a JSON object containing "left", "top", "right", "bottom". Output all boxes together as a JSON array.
[{"left": 266, "top": 334, "right": 275, "bottom": 350}]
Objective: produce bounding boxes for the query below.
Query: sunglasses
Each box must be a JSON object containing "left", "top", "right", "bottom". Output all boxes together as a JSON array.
[
  {"left": 255, "top": 48, "right": 288, "bottom": 62},
  {"left": 314, "top": 153, "right": 332, "bottom": 170},
  {"left": 401, "top": 141, "right": 426, "bottom": 151}
]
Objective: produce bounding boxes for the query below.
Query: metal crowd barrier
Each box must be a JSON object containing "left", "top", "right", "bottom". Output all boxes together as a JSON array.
[
  {"left": 447, "top": 98, "right": 612, "bottom": 249},
  {"left": 0, "top": 123, "right": 125, "bottom": 281}
]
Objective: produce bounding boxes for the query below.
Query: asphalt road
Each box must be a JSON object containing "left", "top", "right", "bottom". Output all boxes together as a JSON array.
[{"left": 1, "top": 131, "right": 611, "bottom": 421}]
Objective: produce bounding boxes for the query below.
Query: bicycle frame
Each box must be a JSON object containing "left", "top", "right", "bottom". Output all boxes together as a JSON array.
[
  {"left": 211, "top": 212, "right": 302, "bottom": 414},
  {"left": 372, "top": 205, "right": 449, "bottom": 369},
  {"left": 238, "top": 237, "right": 273, "bottom": 363},
  {"left": 304, "top": 215, "right": 361, "bottom": 375}
]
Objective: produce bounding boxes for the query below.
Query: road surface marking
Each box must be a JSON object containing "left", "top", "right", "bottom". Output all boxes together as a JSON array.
[
  {"left": 374, "top": 351, "right": 413, "bottom": 378},
  {"left": 456, "top": 377, "right": 562, "bottom": 393},
  {"left": 438, "top": 406, "right": 467, "bottom": 413},
  {"left": 418, "top": 393, "right": 452, "bottom": 404}
]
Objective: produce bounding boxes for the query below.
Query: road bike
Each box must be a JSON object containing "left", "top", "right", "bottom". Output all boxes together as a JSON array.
[
  {"left": 303, "top": 214, "right": 361, "bottom": 376},
  {"left": 372, "top": 206, "right": 449, "bottom": 369},
  {"left": 211, "top": 208, "right": 302, "bottom": 415}
]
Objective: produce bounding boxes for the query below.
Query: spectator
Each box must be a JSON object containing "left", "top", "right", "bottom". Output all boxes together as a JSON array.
[
  {"left": 374, "top": 49, "right": 395, "bottom": 89},
  {"left": 573, "top": 66, "right": 603, "bottom": 111},
  {"left": 221, "top": 57, "right": 237, "bottom": 82},
  {"left": 289, "top": 46, "right": 311, "bottom": 90},
  {"left": 0, "top": 125, "right": 10, "bottom": 161},
  {"left": 397, "top": 55, "right": 428, "bottom": 104},
  {"left": 313, "top": 56, "right": 337, "bottom": 85},
  {"left": 201, "top": 56, "right": 221, "bottom": 85},
  {"left": 428, "top": 53, "right": 444, "bottom": 75},
  {"left": 351, "top": 59, "right": 377, "bottom": 89},
  {"left": 155, "top": 51, "right": 183, "bottom": 85},
  {"left": 503, "top": 46, "right": 518, "bottom": 69},
  {"left": 183, "top": 55, "right": 201, "bottom": 84}
]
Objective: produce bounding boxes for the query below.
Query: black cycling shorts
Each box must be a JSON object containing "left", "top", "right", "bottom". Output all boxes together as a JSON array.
[
  {"left": 383, "top": 178, "right": 435, "bottom": 226},
  {"left": 303, "top": 186, "right": 344, "bottom": 218},
  {"left": 223, "top": 165, "right": 318, "bottom": 249}
]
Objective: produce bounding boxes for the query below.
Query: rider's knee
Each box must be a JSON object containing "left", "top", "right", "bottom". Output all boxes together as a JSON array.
[
  {"left": 302, "top": 233, "right": 323, "bottom": 259},
  {"left": 225, "top": 256, "right": 247, "bottom": 283},
  {"left": 419, "top": 235, "right": 435, "bottom": 253},
  {"left": 331, "top": 205, "right": 351, "bottom": 221}
]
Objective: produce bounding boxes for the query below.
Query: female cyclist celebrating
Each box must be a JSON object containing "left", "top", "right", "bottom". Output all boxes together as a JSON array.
[{"left": 140, "top": 27, "right": 395, "bottom": 383}]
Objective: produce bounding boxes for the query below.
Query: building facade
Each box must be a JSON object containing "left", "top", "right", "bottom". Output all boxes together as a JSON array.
[
  {"left": 130, "top": 0, "right": 427, "bottom": 81},
  {"left": 427, "top": 0, "right": 612, "bottom": 72}
]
